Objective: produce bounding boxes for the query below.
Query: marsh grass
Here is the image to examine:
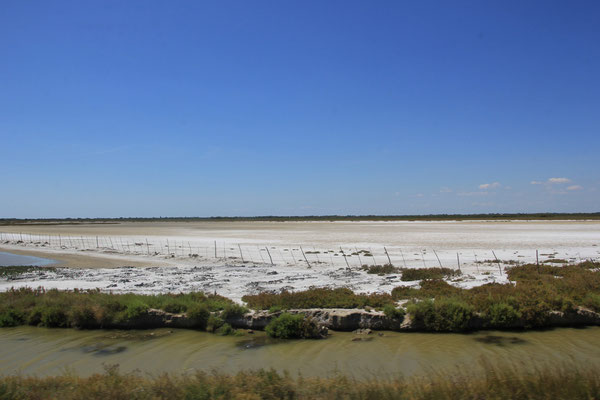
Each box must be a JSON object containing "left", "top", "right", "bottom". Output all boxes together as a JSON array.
[
  {"left": 399, "top": 267, "right": 460, "bottom": 281},
  {"left": 1, "top": 262, "right": 599, "bottom": 333},
  {"left": 0, "top": 362, "right": 599, "bottom": 399},
  {"left": 242, "top": 288, "right": 395, "bottom": 310},
  {"left": 0, "top": 288, "right": 235, "bottom": 329},
  {"left": 361, "top": 264, "right": 399, "bottom": 275},
  {"left": 394, "top": 262, "right": 600, "bottom": 330}
]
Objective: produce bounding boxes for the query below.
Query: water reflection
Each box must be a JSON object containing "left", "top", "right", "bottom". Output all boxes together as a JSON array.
[
  {"left": 474, "top": 335, "right": 528, "bottom": 346},
  {"left": 0, "top": 251, "right": 57, "bottom": 266}
]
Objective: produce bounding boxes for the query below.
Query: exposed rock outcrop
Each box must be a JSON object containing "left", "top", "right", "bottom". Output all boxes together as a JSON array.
[{"left": 227, "top": 308, "right": 402, "bottom": 331}]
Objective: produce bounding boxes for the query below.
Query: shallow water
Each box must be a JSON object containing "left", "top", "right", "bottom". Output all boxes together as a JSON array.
[
  {"left": 0, "top": 251, "right": 57, "bottom": 267},
  {"left": 1, "top": 326, "right": 599, "bottom": 379}
]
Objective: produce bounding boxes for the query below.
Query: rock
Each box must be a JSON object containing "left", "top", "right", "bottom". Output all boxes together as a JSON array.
[{"left": 353, "top": 328, "right": 372, "bottom": 335}]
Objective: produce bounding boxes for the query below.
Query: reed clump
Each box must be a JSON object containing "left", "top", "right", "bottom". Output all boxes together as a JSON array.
[{"left": 361, "top": 264, "right": 399, "bottom": 275}]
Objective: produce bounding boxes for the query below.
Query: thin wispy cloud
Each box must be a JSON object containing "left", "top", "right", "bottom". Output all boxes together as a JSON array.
[
  {"left": 566, "top": 185, "right": 583, "bottom": 191},
  {"left": 531, "top": 178, "right": 572, "bottom": 185},
  {"left": 479, "top": 182, "right": 500, "bottom": 190},
  {"left": 548, "top": 177, "right": 571, "bottom": 184}
]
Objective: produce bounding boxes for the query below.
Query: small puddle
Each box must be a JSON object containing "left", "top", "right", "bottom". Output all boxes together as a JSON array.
[{"left": 0, "top": 251, "right": 58, "bottom": 267}]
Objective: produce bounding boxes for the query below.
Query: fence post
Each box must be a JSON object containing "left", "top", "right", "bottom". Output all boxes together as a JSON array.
[
  {"left": 492, "top": 250, "right": 502, "bottom": 275},
  {"left": 433, "top": 249, "right": 443, "bottom": 268},
  {"left": 355, "top": 247, "right": 363, "bottom": 266},
  {"left": 265, "top": 247, "right": 274, "bottom": 265},
  {"left": 238, "top": 244, "right": 245, "bottom": 263},
  {"left": 300, "top": 246, "right": 311, "bottom": 268},
  {"left": 289, "top": 248, "right": 298, "bottom": 267},
  {"left": 340, "top": 247, "right": 350, "bottom": 269},
  {"left": 456, "top": 252, "right": 461, "bottom": 273},
  {"left": 384, "top": 246, "right": 392, "bottom": 266}
]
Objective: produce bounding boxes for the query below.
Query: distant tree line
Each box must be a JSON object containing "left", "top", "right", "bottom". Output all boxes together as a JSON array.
[{"left": 1, "top": 212, "right": 599, "bottom": 225}]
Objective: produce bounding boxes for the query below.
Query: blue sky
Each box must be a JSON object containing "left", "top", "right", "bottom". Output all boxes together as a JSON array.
[{"left": 1, "top": 1, "right": 599, "bottom": 218}]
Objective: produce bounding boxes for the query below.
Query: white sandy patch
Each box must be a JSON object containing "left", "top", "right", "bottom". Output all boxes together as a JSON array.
[{"left": 1, "top": 221, "right": 598, "bottom": 301}]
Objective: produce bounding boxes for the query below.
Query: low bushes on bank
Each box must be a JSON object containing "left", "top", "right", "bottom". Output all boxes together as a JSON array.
[
  {"left": 1, "top": 261, "right": 599, "bottom": 334},
  {"left": 407, "top": 298, "right": 474, "bottom": 332},
  {"left": 396, "top": 262, "right": 600, "bottom": 330},
  {"left": 0, "top": 288, "right": 236, "bottom": 329},
  {"left": 265, "top": 312, "right": 326, "bottom": 339},
  {"left": 242, "top": 287, "right": 395, "bottom": 310}
]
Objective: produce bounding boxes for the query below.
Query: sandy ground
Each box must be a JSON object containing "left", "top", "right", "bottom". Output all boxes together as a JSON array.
[{"left": 1, "top": 220, "right": 599, "bottom": 301}]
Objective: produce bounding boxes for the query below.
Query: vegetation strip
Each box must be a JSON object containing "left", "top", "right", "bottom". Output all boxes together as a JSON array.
[
  {"left": 1, "top": 262, "right": 599, "bottom": 335},
  {"left": 1, "top": 362, "right": 599, "bottom": 399}
]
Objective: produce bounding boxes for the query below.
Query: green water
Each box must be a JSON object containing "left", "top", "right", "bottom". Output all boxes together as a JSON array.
[{"left": 1, "top": 326, "right": 599, "bottom": 379}]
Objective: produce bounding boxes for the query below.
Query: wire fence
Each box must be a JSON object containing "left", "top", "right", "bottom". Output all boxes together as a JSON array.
[{"left": 0, "top": 231, "right": 596, "bottom": 275}]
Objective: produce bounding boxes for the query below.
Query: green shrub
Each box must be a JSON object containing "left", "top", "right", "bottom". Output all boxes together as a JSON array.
[
  {"left": 383, "top": 304, "right": 405, "bottom": 320},
  {"left": 70, "top": 304, "right": 99, "bottom": 329},
  {"left": 362, "top": 264, "right": 399, "bottom": 275},
  {"left": 27, "top": 307, "right": 43, "bottom": 326},
  {"left": 125, "top": 301, "right": 149, "bottom": 320},
  {"left": 266, "top": 313, "right": 305, "bottom": 339},
  {"left": 40, "top": 306, "right": 69, "bottom": 328},
  {"left": 0, "top": 308, "right": 24, "bottom": 327},
  {"left": 583, "top": 293, "right": 600, "bottom": 312},
  {"left": 265, "top": 313, "right": 325, "bottom": 339},
  {"left": 186, "top": 304, "right": 210, "bottom": 329},
  {"left": 207, "top": 315, "right": 224, "bottom": 333},
  {"left": 485, "top": 303, "right": 522, "bottom": 328},
  {"left": 408, "top": 298, "right": 474, "bottom": 332},
  {"left": 220, "top": 304, "right": 248, "bottom": 320}
]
